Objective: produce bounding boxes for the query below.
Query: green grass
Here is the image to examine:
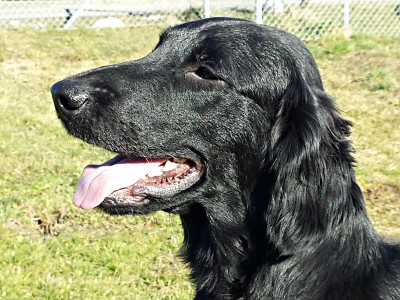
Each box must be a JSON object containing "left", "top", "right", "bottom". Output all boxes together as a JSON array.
[{"left": 0, "top": 27, "right": 399, "bottom": 298}]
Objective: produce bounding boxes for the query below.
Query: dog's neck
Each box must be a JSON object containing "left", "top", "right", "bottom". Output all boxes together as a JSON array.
[
  {"left": 249, "top": 168, "right": 385, "bottom": 299},
  {"left": 179, "top": 163, "right": 386, "bottom": 299},
  {"left": 180, "top": 202, "right": 250, "bottom": 299}
]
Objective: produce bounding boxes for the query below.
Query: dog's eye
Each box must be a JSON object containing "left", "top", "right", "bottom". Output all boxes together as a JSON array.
[
  {"left": 186, "top": 66, "right": 220, "bottom": 81},
  {"left": 194, "top": 67, "right": 219, "bottom": 80}
]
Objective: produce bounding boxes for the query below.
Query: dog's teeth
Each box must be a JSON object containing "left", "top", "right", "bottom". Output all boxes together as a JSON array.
[{"left": 163, "top": 160, "right": 178, "bottom": 171}]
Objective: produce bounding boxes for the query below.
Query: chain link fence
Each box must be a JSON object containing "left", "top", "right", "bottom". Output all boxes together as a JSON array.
[{"left": 0, "top": 0, "right": 399, "bottom": 39}]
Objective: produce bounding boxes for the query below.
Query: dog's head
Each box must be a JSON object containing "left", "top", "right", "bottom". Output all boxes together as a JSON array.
[{"left": 51, "top": 18, "right": 349, "bottom": 216}]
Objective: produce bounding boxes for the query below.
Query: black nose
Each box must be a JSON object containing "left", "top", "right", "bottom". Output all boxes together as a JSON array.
[{"left": 51, "top": 79, "right": 88, "bottom": 121}]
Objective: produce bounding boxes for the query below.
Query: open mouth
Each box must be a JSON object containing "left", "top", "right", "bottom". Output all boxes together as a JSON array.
[{"left": 73, "top": 154, "right": 203, "bottom": 210}]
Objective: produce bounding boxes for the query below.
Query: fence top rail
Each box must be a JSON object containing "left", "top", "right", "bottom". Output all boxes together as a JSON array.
[{"left": 0, "top": 0, "right": 399, "bottom": 39}]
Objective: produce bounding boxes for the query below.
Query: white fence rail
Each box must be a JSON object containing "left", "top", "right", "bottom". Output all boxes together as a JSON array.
[{"left": 0, "top": 0, "right": 399, "bottom": 39}]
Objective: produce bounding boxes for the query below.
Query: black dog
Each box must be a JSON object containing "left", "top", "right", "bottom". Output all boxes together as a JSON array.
[{"left": 51, "top": 18, "right": 400, "bottom": 299}]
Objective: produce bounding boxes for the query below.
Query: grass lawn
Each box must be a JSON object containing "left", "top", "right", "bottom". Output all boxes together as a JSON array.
[{"left": 0, "top": 26, "right": 399, "bottom": 299}]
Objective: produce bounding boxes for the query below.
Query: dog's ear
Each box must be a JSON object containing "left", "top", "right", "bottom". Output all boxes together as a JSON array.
[
  {"left": 262, "top": 69, "right": 360, "bottom": 252},
  {"left": 268, "top": 68, "right": 353, "bottom": 178}
]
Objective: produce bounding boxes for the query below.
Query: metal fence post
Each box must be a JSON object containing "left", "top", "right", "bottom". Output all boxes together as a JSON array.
[
  {"left": 343, "top": 0, "right": 350, "bottom": 28},
  {"left": 204, "top": 0, "right": 211, "bottom": 18},
  {"left": 63, "top": 0, "right": 92, "bottom": 29},
  {"left": 255, "top": 0, "right": 263, "bottom": 24}
]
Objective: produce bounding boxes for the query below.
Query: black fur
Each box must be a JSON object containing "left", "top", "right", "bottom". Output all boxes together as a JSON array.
[{"left": 51, "top": 18, "right": 400, "bottom": 299}]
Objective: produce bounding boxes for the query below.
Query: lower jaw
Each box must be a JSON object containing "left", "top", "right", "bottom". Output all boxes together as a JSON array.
[
  {"left": 98, "top": 166, "right": 203, "bottom": 212},
  {"left": 98, "top": 196, "right": 192, "bottom": 215},
  {"left": 99, "top": 203, "right": 150, "bottom": 215},
  {"left": 100, "top": 195, "right": 149, "bottom": 208}
]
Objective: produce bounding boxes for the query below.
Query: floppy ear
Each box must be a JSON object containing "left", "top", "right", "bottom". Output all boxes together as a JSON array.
[
  {"left": 263, "top": 68, "right": 360, "bottom": 251},
  {"left": 269, "top": 69, "right": 353, "bottom": 178}
]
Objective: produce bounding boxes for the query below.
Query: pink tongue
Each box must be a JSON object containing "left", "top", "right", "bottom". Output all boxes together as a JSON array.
[{"left": 73, "top": 155, "right": 166, "bottom": 210}]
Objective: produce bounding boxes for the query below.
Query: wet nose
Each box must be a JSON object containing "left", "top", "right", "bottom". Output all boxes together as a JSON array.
[{"left": 51, "top": 79, "right": 89, "bottom": 121}]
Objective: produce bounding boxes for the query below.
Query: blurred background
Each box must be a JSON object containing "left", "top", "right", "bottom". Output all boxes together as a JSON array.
[
  {"left": 1, "top": 0, "right": 399, "bottom": 38},
  {"left": 0, "top": 0, "right": 399, "bottom": 299}
]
